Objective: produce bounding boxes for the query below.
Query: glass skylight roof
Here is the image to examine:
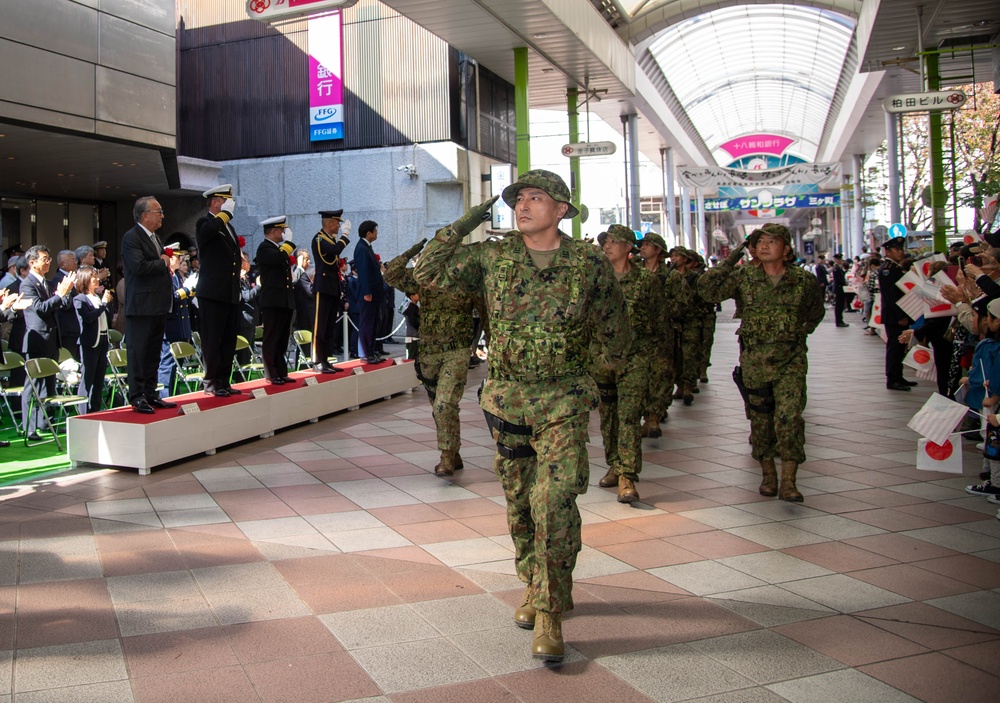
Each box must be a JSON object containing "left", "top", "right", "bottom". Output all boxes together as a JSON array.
[{"left": 648, "top": 4, "right": 856, "bottom": 165}]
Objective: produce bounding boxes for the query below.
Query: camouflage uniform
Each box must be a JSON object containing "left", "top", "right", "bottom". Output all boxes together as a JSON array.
[
  {"left": 413, "top": 172, "right": 630, "bottom": 616},
  {"left": 639, "top": 233, "right": 684, "bottom": 426},
  {"left": 383, "top": 241, "right": 475, "bottom": 460},
  {"left": 677, "top": 250, "right": 704, "bottom": 403},
  {"left": 592, "top": 225, "right": 663, "bottom": 489},
  {"left": 698, "top": 224, "right": 824, "bottom": 494}
]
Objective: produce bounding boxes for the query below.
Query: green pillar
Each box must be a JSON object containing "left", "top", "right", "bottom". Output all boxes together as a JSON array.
[
  {"left": 514, "top": 47, "right": 530, "bottom": 174},
  {"left": 567, "top": 88, "right": 581, "bottom": 239},
  {"left": 925, "top": 53, "right": 947, "bottom": 252}
]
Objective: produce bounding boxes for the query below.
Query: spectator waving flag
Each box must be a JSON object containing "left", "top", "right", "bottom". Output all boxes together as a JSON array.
[
  {"left": 916, "top": 438, "right": 963, "bottom": 474},
  {"left": 907, "top": 392, "right": 971, "bottom": 446}
]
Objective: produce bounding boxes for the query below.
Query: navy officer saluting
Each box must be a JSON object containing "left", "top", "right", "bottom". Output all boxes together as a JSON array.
[{"left": 311, "top": 209, "right": 350, "bottom": 373}]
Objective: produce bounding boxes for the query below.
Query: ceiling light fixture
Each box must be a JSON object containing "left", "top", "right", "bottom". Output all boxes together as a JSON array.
[
  {"left": 891, "top": 45, "right": 906, "bottom": 51},
  {"left": 532, "top": 32, "right": 551, "bottom": 39}
]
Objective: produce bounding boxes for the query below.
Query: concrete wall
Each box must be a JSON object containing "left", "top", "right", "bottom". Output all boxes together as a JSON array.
[{"left": 0, "top": 0, "right": 176, "bottom": 147}]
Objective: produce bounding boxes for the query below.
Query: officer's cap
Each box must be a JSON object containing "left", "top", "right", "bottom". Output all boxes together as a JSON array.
[
  {"left": 319, "top": 209, "right": 344, "bottom": 220},
  {"left": 749, "top": 223, "right": 791, "bottom": 246},
  {"left": 640, "top": 232, "right": 667, "bottom": 252},
  {"left": 3, "top": 244, "right": 24, "bottom": 259},
  {"left": 203, "top": 184, "right": 234, "bottom": 199},
  {"left": 260, "top": 215, "right": 288, "bottom": 230},
  {"left": 597, "top": 224, "right": 637, "bottom": 248},
  {"left": 501, "top": 169, "right": 579, "bottom": 219},
  {"left": 164, "top": 242, "right": 187, "bottom": 255},
  {"left": 988, "top": 298, "right": 1000, "bottom": 319},
  {"left": 883, "top": 236, "right": 907, "bottom": 250},
  {"left": 92, "top": 241, "right": 108, "bottom": 250}
]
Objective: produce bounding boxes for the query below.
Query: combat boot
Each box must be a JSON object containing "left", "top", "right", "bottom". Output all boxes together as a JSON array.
[
  {"left": 642, "top": 415, "right": 662, "bottom": 439},
  {"left": 513, "top": 584, "right": 536, "bottom": 629},
  {"left": 618, "top": 475, "right": 639, "bottom": 503},
  {"left": 683, "top": 384, "right": 695, "bottom": 406},
  {"left": 531, "top": 611, "right": 564, "bottom": 661},
  {"left": 759, "top": 458, "right": 778, "bottom": 497},
  {"left": 434, "top": 450, "right": 463, "bottom": 476},
  {"left": 598, "top": 467, "right": 618, "bottom": 488},
  {"left": 779, "top": 461, "right": 803, "bottom": 502},
  {"left": 672, "top": 386, "right": 684, "bottom": 400}
]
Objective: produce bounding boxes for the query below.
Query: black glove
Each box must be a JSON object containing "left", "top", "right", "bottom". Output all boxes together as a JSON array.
[
  {"left": 403, "top": 238, "right": 427, "bottom": 260},
  {"left": 452, "top": 196, "right": 499, "bottom": 237},
  {"left": 724, "top": 239, "right": 749, "bottom": 267}
]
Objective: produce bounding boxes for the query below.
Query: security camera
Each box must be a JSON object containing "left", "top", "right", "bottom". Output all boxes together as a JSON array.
[{"left": 397, "top": 164, "right": 416, "bottom": 173}]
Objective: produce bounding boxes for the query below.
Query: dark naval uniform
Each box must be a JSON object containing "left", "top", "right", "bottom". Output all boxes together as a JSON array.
[
  {"left": 256, "top": 220, "right": 297, "bottom": 382},
  {"left": 311, "top": 209, "right": 350, "bottom": 369},
  {"left": 879, "top": 239, "right": 911, "bottom": 390},
  {"left": 158, "top": 272, "right": 195, "bottom": 396}
]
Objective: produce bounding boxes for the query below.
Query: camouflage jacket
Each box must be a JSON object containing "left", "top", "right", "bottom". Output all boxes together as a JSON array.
[
  {"left": 383, "top": 253, "right": 475, "bottom": 355},
  {"left": 646, "top": 264, "right": 687, "bottom": 323},
  {"left": 699, "top": 261, "right": 825, "bottom": 347},
  {"left": 618, "top": 263, "right": 664, "bottom": 352},
  {"left": 413, "top": 226, "right": 631, "bottom": 426}
]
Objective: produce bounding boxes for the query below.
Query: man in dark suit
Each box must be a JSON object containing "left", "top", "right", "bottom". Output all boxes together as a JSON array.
[
  {"left": 310, "top": 209, "right": 350, "bottom": 373},
  {"left": 879, "top": 236, "right": 916, "bottom": 391},
  {"left": 354, "top": 220, "right": 384, "bottom": 363},
  {"left": 196, "top": 184, "right": 244, "bottom": 396},
  {"left": 832, "top": 253, "right": 849, "bottom": 327},
  {"left": 256, "top": 217, "right": 297, "bottom": 384},
  {"left": 20, "top": 245, "right": 77, "bottom": 437},
  {"left": 121, "top": 196, "right": 177, "bottom": 414},
  {"left": 52, "top": 250, "right": 81, "bottom": 360}
]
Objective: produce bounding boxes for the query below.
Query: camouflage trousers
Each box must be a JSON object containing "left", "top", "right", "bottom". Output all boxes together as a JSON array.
[
  {"left": 417, "top": 347, "right": 470, "bottom": 453},
  {"left": 645, "top": 327, "right": 675, "bottom": 417},
  {"left": 493, "top": 412, "right": 590, "bottom": 613},
  {"left": 697, "top": 314, "right": 717, "bottom": 379},
  {"left": 678, "top": 319, "right": 702, "bottom": 388},
  {"left": 593, "top": 355, "right": 649, "bottom": 477},
  {"left": 742, "top": 344, "right": 808, "bottom": 464}
]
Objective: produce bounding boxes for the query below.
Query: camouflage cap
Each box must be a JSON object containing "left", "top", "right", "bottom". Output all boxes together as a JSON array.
[
  {"left": 597, "top": 224, "right": 637, "bottom": 248},
  {"left": 640, "top": 232, "right": 667, "bottom": 252},
  {"left": 501, "top": 169, "right": 579, "bottom": 219},
  {"left": 749, "top": 223, "right": 792, "bottom": 246},
  {"left": 669, "top": 246, "right": 693, "bottom": 259}
]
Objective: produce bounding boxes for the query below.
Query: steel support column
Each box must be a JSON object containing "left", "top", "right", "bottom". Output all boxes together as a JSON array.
[
  {"left": 885, "top": 111, "right": 901, "bottom": 225},
  {"left": 567, "top": 88, "right": 581, "bottom": 239},
  {"left": 627, "top": 113, "right": 641, "bottom": 230},
  {"left": 926, "top": 53, "right": 947, "bottom": 252},
  {"left": 514, "top": 47, "right": 530, "bottom": 173}
]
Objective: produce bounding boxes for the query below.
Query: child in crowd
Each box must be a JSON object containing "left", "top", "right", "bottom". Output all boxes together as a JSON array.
[{"left": 965, "top": 298, "right": 1000, "bottom": 501}]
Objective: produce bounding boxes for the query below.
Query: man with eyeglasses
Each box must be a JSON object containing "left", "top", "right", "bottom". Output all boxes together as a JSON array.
[
  {"left": 196, "top": 184, "right": 245, "bottom": 397},
  {"left": 121, "top": 197, "right": 177, "bottom": 414}
]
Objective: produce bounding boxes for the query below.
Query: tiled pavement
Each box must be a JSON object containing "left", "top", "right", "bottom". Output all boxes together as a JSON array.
[{"left": 2, "top": 302, "right": 1000, "bottom": 702}]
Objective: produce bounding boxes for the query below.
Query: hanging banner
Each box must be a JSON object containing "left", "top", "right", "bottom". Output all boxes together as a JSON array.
[
  {"left": 308, "top": 12, "right": 344, "bottom": 142},
  {"left": 695, "top": 193, "right": 840, "bottom": 212},
  {"left": 676, "top": 162, "right": 841, "bottom": 189}
]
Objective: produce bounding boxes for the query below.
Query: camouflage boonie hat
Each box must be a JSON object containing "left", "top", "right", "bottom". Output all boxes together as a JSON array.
[
  {"left": 749, "top": 223, "right": 791, "bottom": 246},
  {"left": 668, "top": 246, "right": 690, "bottom": 258},
  {"left": 597, "top": 224, "right": 637, "bottom": 248},
  {"left": 640, "top": 232, "right": 667, "bottom": 252},
  {"left": 501, "top": 169, "right": 579, "bottom": 219}
]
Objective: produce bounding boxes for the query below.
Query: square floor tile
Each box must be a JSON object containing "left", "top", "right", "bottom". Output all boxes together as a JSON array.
[
  {"left": 410, "top": 593, "right": 512, "bottom": 635},
  {"left": 421, "top": 538, "right": 513, "bottom": 567},
  {"left": 114, "top": 596, "right": 218, "bottom": 637},
  {"left": 860, "top": 652, "right": 1000, "bottom": 703},
  {"left": 725, "top": 523, "right": 830, "bottom": 550},
  {"left": 348, "top": 638, "right": 487, "bottom": 693},
  {"left": 718, "top": 551, "right": 834, "bottom": 584},
  {"left": 689, "top": 629, "right": 843, "bottom": 684},
  {"left": 926, "top": 590, "right": 1000, "bottom": 631},
  {"left": 648, "top": 561, "right": 767, "bottom": 596},
  {"left": 767, "top": 669, "right": 920, "bottom": 703},
  {"left": 781, "top": 574, "right": 911, "bottom": 613},
  {"left": 320, "top": 604, "right": 438, "bottom": 649},
  {"left": 244, "top": 651, "right": 381, "bottom": 703},
  {"left": 775, "top": 615, "right": 929, "bottom": 666},
  {"left": 204, "top": 585, "right": 311, "bottom": 625},
  {"left": 14, "top": 639, "right": 127, "bottom": 693},
  {"left": 848, "top": 563, "right": 979, "bottom": 600}
]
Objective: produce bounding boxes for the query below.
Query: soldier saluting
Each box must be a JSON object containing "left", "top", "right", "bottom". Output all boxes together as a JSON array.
[
  {"left": 414, "top": 170, "right": 630, "bottom": 662},
  {"left": 699, "top": 223, "right": 825, "bottom": 502},
  {"left": 311, "top": 209, "right": 350, "bottom": 373}
]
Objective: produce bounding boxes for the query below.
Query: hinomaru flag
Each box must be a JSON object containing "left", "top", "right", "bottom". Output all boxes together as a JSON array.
[
  {"left": 907, "top": 392, "right": 970, "bottom": 446},
  {"left": 916, "top": 438, "right": 963, "bottom": 474},
  {"left": 903, "top": 345, "right": 937, "bottom": 381},
  {"left": 869, "top": 297, "right": 885, "bottom": 331}
]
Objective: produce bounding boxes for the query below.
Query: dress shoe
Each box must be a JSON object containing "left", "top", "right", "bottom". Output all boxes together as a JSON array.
[
  {"left": 131, "top": 400, "right": 155, "bottom": 415},
  {"left": 531, "top": 611, "right": 564, "bottom": 661},
  {"left": 886, "top": 382, "right": 911, "bottom": 391},
  {"left": 836, "top": 322, "right": 850, "bottom": 327},
  {"left": 903, "top": 380, "right": 918, "bottom": 386},
  {"left": 316, "top": 363, "right": 339, "bottom": 374},
  {"left": 268, "top": 377, "right": 286, "bottom": 385},
  {"left": 0, "top": 440, "right": 11, "bottom": 448},
  {"left": 279, "top": 377, "right": 296, "bottom": 384},
  {"left": 146, "top": 397, "right": 177, "bottom": 409},
  {"left": 365, "top": 356, "right": 382, "bottom": 364},
  {"left": 226, "top": 387, "right": 243, "bottom": 395},
  {"left": 26, "top": 432, "right": 46, "bottom": 441},
  {"left": 205, "top": 388, "right": 232, "bottom": 397}
]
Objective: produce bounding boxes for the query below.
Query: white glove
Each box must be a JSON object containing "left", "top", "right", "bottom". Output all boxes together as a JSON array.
[
  {"left": 340, "top": 219, "right": 351, "bottom": 237},
  {"left": 184, "top": 271, "right": 199, "bottom": 290},
  {"left": 282, "top": 227, "right": 294, "bottom": 242},
  {"left": 221, "top": 198, "right": 236, "bottom": 216}
]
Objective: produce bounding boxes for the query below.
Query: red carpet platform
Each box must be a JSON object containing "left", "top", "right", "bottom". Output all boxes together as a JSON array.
[{"left": 67, "top": 357, "right": 418, "bottom": 474}]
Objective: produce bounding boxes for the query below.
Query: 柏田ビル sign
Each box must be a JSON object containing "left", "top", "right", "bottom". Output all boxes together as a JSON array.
[
  {"left": 883, "top": 91, "right": 967, "bottom": 114},
  {"left": 247, "top": 0, "right": 359, "bottom": 22}
]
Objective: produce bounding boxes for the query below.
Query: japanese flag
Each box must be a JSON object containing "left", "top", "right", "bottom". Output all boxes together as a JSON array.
[
  {"left": 923, "top": 300, "right": 957, "bottom": 319},
  {"left": 907, "top": 392, "right": 970, "bottom": 446},
  {"left": 904, "top": 345, "right": 937, "bottom": 381},
  {"left": 916, "top": 438, "right": 963, "bottom": 474},
  {"left": 896, "top": 268, "right": 924, "bottom": 294},
  {"left": 896, "top": 288, "right": 929, "bottom": 321},
  {"left": 869, "top": 298, "right": 885, "bottom": 331},
  {"left": 916, "top": 253, "right": 947, "bottom": 280}
]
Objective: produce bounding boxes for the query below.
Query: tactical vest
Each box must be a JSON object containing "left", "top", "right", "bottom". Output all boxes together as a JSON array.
[
  {"left": 738, "top": 267, "right": 810, "bottom": 344},
  {"left": 487, "top": 238, "right": 591, "bottom": 382}
]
